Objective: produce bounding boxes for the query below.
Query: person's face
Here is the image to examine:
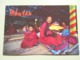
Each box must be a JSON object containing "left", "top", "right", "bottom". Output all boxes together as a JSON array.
[
  {"left": 46, "top": 16, "right": 52, "bottom": 24},
  {"left": 28, "top": 26, "right": 34, "bottom": 31},
  {"left": 62, "top": 22, "right": 65, "bottom": 25}
]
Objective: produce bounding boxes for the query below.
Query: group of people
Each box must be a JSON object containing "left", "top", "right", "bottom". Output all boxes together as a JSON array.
[{"left": 21, "top": 16, "right": 77, "bottom": 54}]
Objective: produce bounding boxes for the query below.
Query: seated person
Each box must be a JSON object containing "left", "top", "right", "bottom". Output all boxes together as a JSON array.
[
  {"left": 62, "top": 22, "right": 77, "bottom": 45},
  {"left": 40, "top": 16, "right": 68, "bottom": 54},
  {"left": 21, "top": 25, "right": 38, "bottom": 48},
  {"left": 40, "top": 16, "right": 63, "bottom": 46}
]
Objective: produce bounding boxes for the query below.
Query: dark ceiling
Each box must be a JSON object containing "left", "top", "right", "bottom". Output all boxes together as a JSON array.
[{"left": 6, "top": 6, "right": 70, "bottom": 25}]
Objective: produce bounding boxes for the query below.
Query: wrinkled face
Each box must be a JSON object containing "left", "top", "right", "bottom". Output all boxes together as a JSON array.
[
  {"left": 46, "top": 16, "right": 52, "bottom": 24},
  {"left": 28, "top": 26, "right": 34, "bottom": 31}
]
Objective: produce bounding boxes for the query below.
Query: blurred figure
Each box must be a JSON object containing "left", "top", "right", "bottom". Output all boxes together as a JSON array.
[
  {"left": 53, "top": 21, "right": 59, "bottom": 25},
  {"left": 62, "top": 22, "right": 67, "bottom": 29},
  {"left": 21, "top": 25, "right": 38, "bottom": 48},
  {"left": 62, "top": 22, "right": 77, "bottom": 45},
  {"left": 8, "top": 23, "right": 15, "bottom": 35},
  {"left": 22, "top": 25, "right": 28, "bottom": 33},
  {"left": 40, "top": 16, "right": 68, "bottom": 54},
  {"left": 40, "top": 16, "right": 64, "bottom": 46}
]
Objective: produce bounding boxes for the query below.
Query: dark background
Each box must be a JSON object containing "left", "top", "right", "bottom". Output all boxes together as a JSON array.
[{"left": 5, "top": 6, "right": 70, "bottom": 34}]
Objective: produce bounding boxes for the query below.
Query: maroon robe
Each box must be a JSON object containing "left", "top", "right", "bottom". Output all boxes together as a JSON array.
[
  {"left": 21, "top": 30, "right": 38, "bottom": 48},
  {"left": 8, "top": 24, "right": 15, "bottom": 35},
  {"left": 40, "top": 22, "right": 63, "bottom": 46}
]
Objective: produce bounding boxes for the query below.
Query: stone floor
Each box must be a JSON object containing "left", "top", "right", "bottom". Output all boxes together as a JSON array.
[
  {"left": 3, "top": 34, "right": 52, "bottom": 55},
  {"left": 3, "top": 34, "right": 79, "bottom": 55}
]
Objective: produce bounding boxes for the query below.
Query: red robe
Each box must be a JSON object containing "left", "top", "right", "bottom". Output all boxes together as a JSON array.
[
  {"left": 40, "top": 22, "right": 63, "bottom": 47},
  {"left": 8, "top": 24, "right": 15, "bottom": 35},
  {"left": 21, "top": 30, "right": 38, "bottom": 48}
]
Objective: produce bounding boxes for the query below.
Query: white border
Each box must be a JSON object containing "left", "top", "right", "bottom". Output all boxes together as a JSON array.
[{"left": 0, "top": 0, "right": 80, "bottom": 60}]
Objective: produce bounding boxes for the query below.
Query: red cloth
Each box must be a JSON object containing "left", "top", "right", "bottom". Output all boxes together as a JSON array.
[
  {"left": 21, "top": 30, "right": 38, "bottom": 48},
  {"left": 63, "top": 36, "right": 77, "bottom": 45},
  {"left": 40, "top": 22, "right": 63, "bottom": 47},
  {"left": 53, "top": 41, "right": 68, "bottom": 51}
]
